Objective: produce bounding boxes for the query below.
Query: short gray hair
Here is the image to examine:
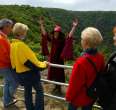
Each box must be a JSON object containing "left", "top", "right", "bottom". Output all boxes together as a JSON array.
[{"left": 0, "top": 18, "right": 13, "bottom": 28}]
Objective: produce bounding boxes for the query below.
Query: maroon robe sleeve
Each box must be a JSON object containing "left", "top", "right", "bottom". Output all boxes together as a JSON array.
[
  {"left": 61, "top": 35, "right": 73, "bottom": 60},
  {"left": 41, "top": 33, "right": 49, "bottom": 56}
]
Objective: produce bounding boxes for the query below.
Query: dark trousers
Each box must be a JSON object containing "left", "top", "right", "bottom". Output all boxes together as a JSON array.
[
  {"left": 18, "top": 71, "right": 44, "bottom": 110},
  {"left": 68, "top": 103, "right": 92, "bottom": 110},
  {"left": 24, "top": 81, "right": 44, "bottom": 110}
]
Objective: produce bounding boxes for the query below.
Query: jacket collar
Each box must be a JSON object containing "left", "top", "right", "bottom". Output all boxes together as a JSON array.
[
  {"left": 11, "top": 38, "right": 21, "bottom": 43},
  {"left": 81, "top": 48, "right": 98, "bottom": 56},
  {"left": 0, "top": 30, "right": 7, "bottom": 39}
]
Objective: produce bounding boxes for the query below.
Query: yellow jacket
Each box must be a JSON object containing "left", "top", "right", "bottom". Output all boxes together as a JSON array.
[{"left": 10, "top": 39, "right": 47, "bottom": 73}]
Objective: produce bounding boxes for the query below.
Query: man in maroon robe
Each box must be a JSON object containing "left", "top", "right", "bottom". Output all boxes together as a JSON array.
[{"left": 39, "top": 17, "right": 78, "bottom": 95}]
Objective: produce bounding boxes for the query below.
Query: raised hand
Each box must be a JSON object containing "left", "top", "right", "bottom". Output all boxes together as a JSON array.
[
  {"left": 69, "top": 18, "right": 78, "bottom": 37},
  {"left": 39, "top": 16, "right": 44, "bottom": 25},
  {"left": 72, "top": 18, "right": 78, "bottom": 27},
  {"left": 39, "top": 16, "right": 46, "bottom": 35}
]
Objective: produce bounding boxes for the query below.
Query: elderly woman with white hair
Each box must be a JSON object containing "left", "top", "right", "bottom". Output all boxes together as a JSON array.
[
  {"left": 10, "top": 22, "right": 47, "bottom": 110},
  {"left": 66, "top": 27, "right": 105, "bottom": 110}
]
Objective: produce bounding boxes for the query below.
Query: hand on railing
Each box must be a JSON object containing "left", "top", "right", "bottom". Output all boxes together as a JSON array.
[{"left": 43, "top": 61, "right": 50, "bottom": 67}]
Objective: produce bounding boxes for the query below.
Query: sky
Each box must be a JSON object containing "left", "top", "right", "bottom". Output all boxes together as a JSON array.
[{"left": 0, "top": 0, "right": 116, "bottom": 11}]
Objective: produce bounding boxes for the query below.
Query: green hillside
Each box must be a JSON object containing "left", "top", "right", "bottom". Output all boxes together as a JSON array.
[{"left": 0, "top": 5, "right": 116, "bottom": 59}]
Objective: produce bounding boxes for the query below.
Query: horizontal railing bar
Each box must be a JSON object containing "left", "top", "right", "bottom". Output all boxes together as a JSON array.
[
  {"left": 93, "top": 105, "right": 103, "bottom": 109},
  {"left": 0, "top": 63, "right": 102, "bottom": 109},
  {"left": 0, "top": 84, "right": 102, "bottom": 109},
  {"left": 41, "top": 79, "right": 69, "bottom": 86},
  {"left": 44, "top": 93, "right": 66, "bottom": 101},
  {"left": 48, "top": 62, "right": 73, "bottom": 69}
]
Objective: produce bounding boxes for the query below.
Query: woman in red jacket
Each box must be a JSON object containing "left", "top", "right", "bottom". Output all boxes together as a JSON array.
[{"left": 66, "top": 27, "right": 105, "bottom": 110}]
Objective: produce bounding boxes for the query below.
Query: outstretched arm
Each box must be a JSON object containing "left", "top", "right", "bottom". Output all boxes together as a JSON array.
[
  {"left": 61, "top": 19, "right": 78, "bottom": 60},
  {"left": 68, "top": 18, "right": 78, "bottom": 38},
  {"left": 39, "top": 16, "right": 49, "bottom": 56},
  {"left": 39, "top": 16, "right": 46, "bottom": 35}
]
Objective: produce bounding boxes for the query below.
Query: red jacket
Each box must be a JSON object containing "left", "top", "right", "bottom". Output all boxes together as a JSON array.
[
  {"left": 0, "top": 33, "right": 11, "bottom": 68},
  {"left": 66, "top": 52, "right": 105, "bottom": 107}
]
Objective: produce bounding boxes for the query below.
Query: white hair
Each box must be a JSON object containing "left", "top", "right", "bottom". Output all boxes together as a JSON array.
[
  {"left": 81, "top": 27, "right": 103, "bottom": 47},
  {"left": 12, "top": 22, "right": 29, "bottom": 36}
]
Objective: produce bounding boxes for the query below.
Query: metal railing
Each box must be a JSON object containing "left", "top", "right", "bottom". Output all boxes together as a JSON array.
[
  {"left": 0, "top": 62, "right": 102, "bottom": 109},
  {"left": 43, "top": 63, "right": 102, "bottom": 110},
  {"left": 48, "top": 63, "right": 73, "bottom": 69}
]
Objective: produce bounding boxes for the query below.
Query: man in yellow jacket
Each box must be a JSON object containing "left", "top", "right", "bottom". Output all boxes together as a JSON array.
[{"left": 10, "top": 22, "right": 47, "bottom": 110}]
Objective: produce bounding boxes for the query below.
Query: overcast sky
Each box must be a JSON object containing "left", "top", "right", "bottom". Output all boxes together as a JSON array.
[{"left": 0, "top": 0, "right": 116, "bottom": 11}]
